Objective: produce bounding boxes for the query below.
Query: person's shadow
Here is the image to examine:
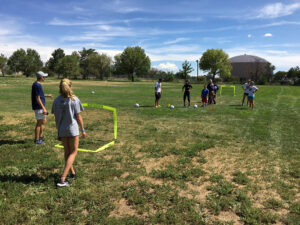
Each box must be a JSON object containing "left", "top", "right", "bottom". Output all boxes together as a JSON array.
[
  {"left": 0, "top": 140, "right": 26, "bottom": 146},
  {"left": 0, "top": 173, "right": 59, "bottom": 184}
]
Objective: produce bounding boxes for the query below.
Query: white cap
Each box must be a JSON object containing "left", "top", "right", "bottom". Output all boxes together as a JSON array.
[{"left": 36, "top": 71, "right": 48, "bottom": 78}]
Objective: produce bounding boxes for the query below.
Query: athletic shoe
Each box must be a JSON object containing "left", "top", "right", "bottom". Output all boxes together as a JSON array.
[
  {"left": 39, "top": 136, "right": 44, "bottom": 141},
  {"left": 57, "top": 180, "right": 72, "bottom": 187},
  {"left": 67, "top": 173, "right": 76, "bottom": 179},
  {"left": 35, "top": 140, "right": 46, "bottom": 145}
]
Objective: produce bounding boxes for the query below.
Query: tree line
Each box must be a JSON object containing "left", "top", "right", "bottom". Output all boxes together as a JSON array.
[
  {"left": 0, "top": 47, "right": 232, "bottom": 82},
  {"left": 0, "top": 47, "right": 299, "bottom": 85}
]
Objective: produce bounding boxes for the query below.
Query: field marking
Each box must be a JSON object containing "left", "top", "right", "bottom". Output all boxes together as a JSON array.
[{"left": 54, "top": 103, "right": 117, "bottom": 153}]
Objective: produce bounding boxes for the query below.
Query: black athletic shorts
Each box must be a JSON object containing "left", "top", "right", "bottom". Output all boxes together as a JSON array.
[
  {"left": 155, "top": 92, "right": 161, "bottom": 100},
  {"left": 244, "top": 93, "right": 249, "bottom": 96}
]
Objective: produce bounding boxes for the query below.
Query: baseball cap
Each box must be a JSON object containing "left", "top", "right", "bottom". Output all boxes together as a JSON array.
[{"left": 36, "top": 71, "right": 48, "bottom": 78}]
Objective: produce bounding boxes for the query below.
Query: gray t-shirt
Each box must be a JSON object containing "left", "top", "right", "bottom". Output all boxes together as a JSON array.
[{"left": 51, "top": 96, "right": 84, "bottom": 137}]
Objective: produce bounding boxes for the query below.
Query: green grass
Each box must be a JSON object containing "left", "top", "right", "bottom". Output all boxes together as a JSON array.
[{"left": 0, "top": 77, "right": 299, "bottom": 224}]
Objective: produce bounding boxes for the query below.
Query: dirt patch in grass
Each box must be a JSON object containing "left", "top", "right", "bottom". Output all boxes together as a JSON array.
[
  {"left": 1, "top": 112, "right": 33, "bottom": 125},
  {"left": 179, "top": 181, "right": 211, "bottom": 203},
  {"left": 140, "top": 155, "right": 177, "bottom": 174},
  {"left": 201, "top": 147, "right": 236, "bottom": 180},
  {"left": 109, "top": 198, "right": 138, "bottom": 218},
  {"left": 213, "top": 211, "right": 243, "bottom": 225},
  {"left": 138, "top": 176, "right": 163, "bottom": 185}
]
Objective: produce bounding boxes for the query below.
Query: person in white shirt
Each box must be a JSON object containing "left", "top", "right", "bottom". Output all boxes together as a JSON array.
[
  {"left": 242, "top": 79, "right": 251, "bottom": 106},
  {"left": 248, "top": 81, "right": 258, "bottom": 109},
  {"left": 155, "top": 78, "right": 162, "bottom": 108}
]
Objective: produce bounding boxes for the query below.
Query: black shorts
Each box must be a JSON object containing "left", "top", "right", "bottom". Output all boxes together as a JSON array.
[
  {"left": 244, "top": 93, "right": 249, "bottom": 96},
  {"left": 155, "top": 92, "right": 161, "bottom": 100}
]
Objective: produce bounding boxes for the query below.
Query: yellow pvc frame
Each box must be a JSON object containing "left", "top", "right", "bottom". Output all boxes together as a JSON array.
[
  {"left": 55, "top": 103, "right": 117, "bottom": 153},
  {"left": 219, "top": 85, "right": 236, "bottom": 96}
]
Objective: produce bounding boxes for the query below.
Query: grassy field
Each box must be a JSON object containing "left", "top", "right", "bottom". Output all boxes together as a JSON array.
[{"left": 0, "top": 77, "right": 299, "bottom": 225}]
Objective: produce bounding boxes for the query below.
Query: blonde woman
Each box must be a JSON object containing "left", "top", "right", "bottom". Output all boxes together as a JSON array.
[{"left": 52, "top": 79, "right": 86, "bottom": 187}]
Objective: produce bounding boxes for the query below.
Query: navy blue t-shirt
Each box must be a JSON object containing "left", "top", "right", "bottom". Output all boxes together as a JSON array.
[
  {"left": 31, "top": 81, "right": 45, "bottom": 110},
  {"left": 202, "top": 88, "right": 209, "bottom": 97}
]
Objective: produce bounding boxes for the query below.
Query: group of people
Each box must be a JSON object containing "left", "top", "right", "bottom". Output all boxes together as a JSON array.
[
  {"left": 32, "top": 71, "right": 85, "bottom": 187},
  {"left": 241, "top": 79, "right": 258, "bottom": 109},
  {"left": 32, "top": 72, "right": 258, "bottom": 188},
  {"left": 155, "top": 78, "right": 219, "bottom": 108}
]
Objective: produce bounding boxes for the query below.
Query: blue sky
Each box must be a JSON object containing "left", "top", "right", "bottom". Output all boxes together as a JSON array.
[{"left": 1, "top": 0, "right": 300, "bottom": 75}]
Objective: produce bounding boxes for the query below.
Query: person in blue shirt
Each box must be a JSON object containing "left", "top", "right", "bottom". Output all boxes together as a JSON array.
[
  {"left": 31, "top": 71, "right": 53, "bottom": 144},
  {"left": 201, "top": 85, "right": 209, "bottom": 107}
]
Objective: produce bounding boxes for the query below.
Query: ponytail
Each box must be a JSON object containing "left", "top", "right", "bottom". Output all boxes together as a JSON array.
[{"left": 59, "top": 78, "right": 75, "bottom": 100}]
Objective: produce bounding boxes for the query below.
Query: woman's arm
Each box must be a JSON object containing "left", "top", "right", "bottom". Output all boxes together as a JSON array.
[{"left": 76, "top": 113, "right": 86, "bottom": 138}]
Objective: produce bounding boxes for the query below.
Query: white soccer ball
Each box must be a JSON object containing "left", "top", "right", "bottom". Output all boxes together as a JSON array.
[
  {"left": 135, "top": 103, "right": 139, "bottom": 108},
  {"left": 170, "top": 105, "right": 175, "bottom": 109},
  {"left": 91, "top": 91, "right": 95, "bottom": 94},
  {"left": 193, "top": 104, "right": 198, "bottom": 108}
]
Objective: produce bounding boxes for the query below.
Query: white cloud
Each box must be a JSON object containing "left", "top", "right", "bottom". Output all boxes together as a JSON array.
[
  {"left": 248, "top": 34, "right": 252, "bottom": 38},
  {"left": 264, "top": 33, "right": 272, "bottom": 37},
  {"left": 257, "top": 2, "right": 300, "bottom": 19},
  {"left": 164, "top": 38, "right": 190, "bottom": 45},
  {"left": 154, "top": 62, "right": 179, "bottom": 72}
]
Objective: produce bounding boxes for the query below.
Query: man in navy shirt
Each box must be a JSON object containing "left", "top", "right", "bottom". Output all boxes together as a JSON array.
[{"left": 32, "top": 71, "right": 52, "bottom": 144}]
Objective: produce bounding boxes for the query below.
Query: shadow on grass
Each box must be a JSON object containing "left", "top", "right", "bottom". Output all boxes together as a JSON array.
[
  {"left": 0, "top": 140, "right": 26, "bottom": 146},
  {"left": 0, "top": 173, "right": 59, "bottom": 184}
]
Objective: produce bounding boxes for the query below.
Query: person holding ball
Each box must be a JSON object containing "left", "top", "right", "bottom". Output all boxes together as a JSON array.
[{"left": 52, "top": 78, "right": 86, "bottom": 187}]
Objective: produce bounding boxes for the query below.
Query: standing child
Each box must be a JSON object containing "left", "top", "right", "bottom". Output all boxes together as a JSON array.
[
  {"left": 201, "top": 85, "right": 209, "bottom": 107},
  {"left": 182, "top": 79, "right": 193, "bottom": 107},
  {"left": 248, "top": 81, "right": 258, "bottom": 109},
  {"left": 242, "top": 79, "right": 251, "bottom": 106},
  {"left": 155, "top": 78, "right": 162, "bottom": 108},
  {"left": 52, "top": 79, "right": 86, "bottom": 187}
]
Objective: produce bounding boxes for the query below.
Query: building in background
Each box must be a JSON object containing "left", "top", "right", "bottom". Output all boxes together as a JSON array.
[{"left": 229, "top": 54, "right": 270, "bottom": 80}]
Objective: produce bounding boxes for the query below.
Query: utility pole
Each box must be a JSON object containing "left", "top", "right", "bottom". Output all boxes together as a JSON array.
[{"left": 196, "top": 59, "right": 199, "bottom": 81}]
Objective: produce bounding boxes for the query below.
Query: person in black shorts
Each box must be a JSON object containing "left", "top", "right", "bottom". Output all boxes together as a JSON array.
[
  {"left": 155, "top": 78, "right": 162, "bottom": 108},
  {"left": 182, "top": 79, "right": 193, "bottom": 107}
]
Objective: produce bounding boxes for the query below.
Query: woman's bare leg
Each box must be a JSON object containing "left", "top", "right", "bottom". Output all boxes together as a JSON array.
[{"left": 61, "top": 136, "right": 78, "bottom": 182}]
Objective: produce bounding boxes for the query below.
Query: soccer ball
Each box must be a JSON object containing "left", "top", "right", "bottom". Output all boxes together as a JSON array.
[
  {"left": 193, "top": 104, "right": 198, "bottom": 108},
  {"left": 170, "top": 105, "right": 175, "bottom": 109},
  {"left": 135, "top": 103, "right": 139, "bottom": 108},
  {"left": 91, "top": 90, "right": 95, "bottom": 94}
]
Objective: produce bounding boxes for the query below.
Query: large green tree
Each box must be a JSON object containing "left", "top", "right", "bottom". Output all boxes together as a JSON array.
[
  {"left": 199, "top": 49, "right": 232, "bottom": 81},
  {"left": 46, "top": 48, "right": 65, "bottom": 77},
  {"left": 57, "top": 52, "right": 80, "bottom": 79},
  {"left": 79, "top": 48, "right": 97, "bottom": 79},
  {"left": 0, "top": 54, "right": 8, "bottom": 76},
  {"left": 86, "top": 53, "right": 112, "bottom": 80},
  {"left": 287, "top": 66, "right": 300, "bottom": 85},
  {"left": 114, "top": 46, "right": 150, "bottom": 81},
  {"left": 7, "top": 48, "right": 43, "bottom": 77}
]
